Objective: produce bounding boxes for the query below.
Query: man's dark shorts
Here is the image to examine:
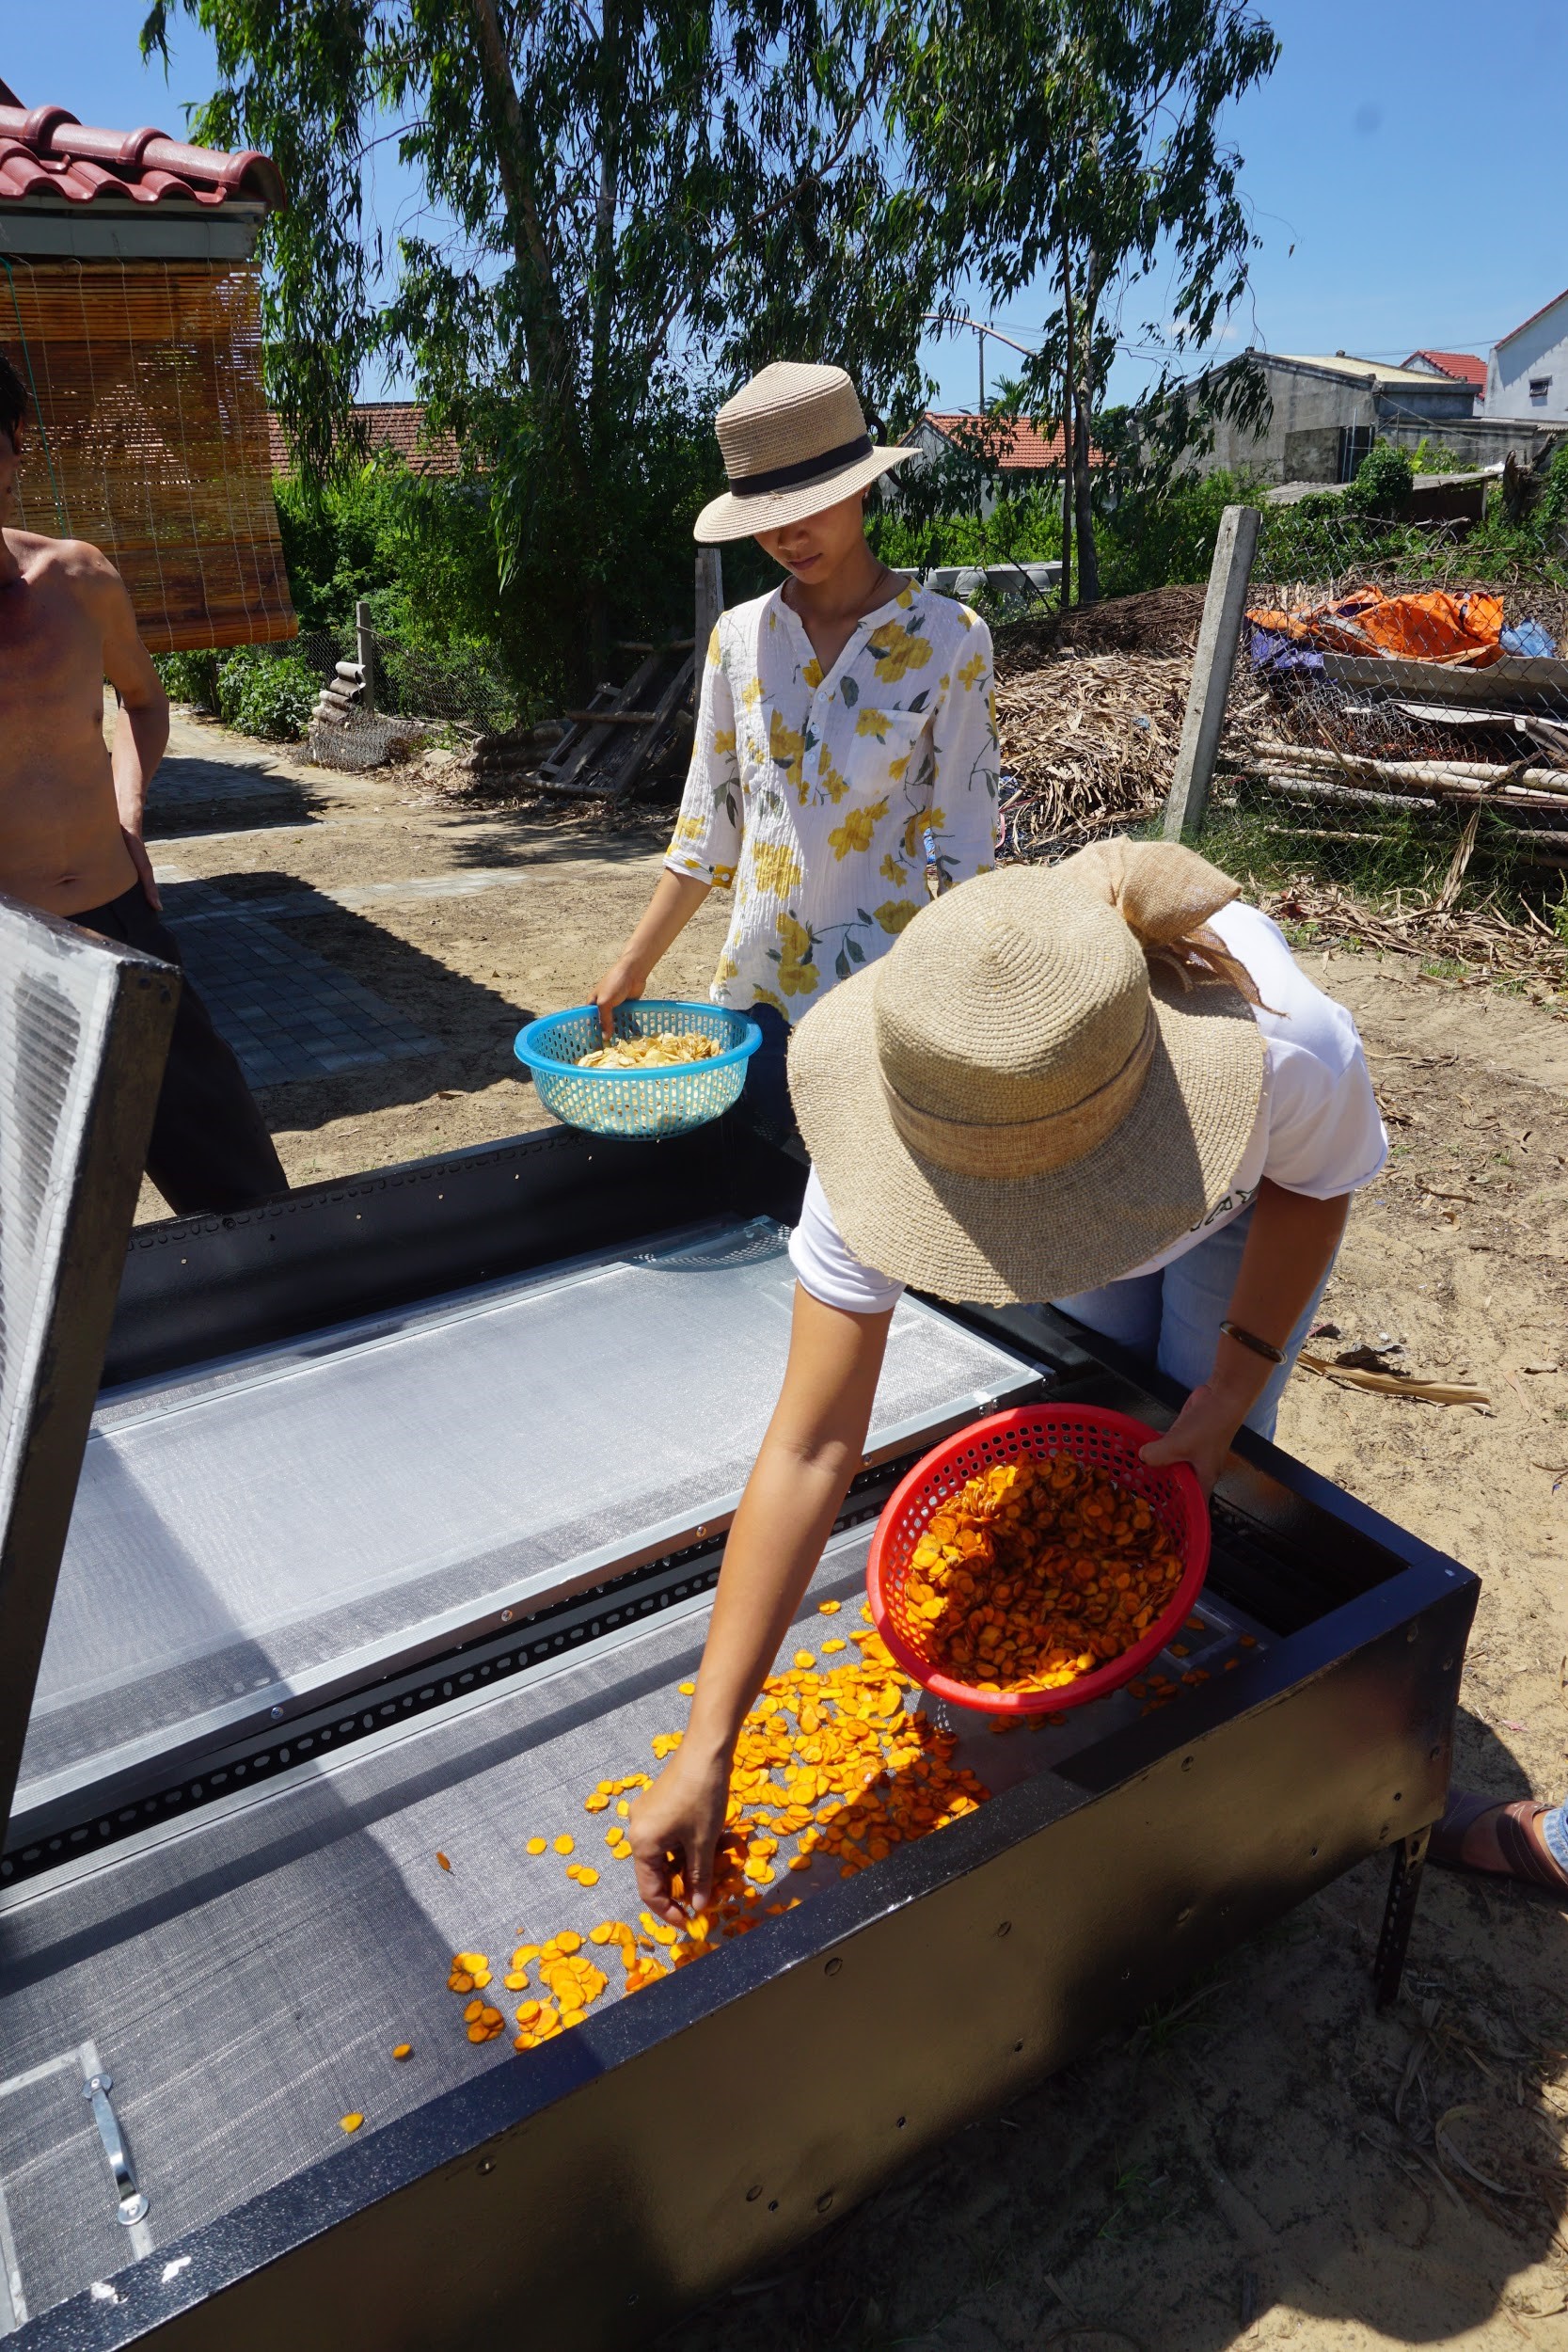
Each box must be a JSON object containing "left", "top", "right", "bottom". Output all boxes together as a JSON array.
[{"left": 74, "top": 882, "right": 289, "bottom": 1216}]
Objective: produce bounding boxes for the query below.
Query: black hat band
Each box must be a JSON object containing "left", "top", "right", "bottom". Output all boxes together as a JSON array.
[{"left": 726, "top": 433, "right": 873, "bottom": 498}]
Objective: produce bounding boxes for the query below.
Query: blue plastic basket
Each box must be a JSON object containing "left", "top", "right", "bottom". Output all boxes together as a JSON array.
[{"left": 514, "top": 1000, "right": 763, "bottom": 1139}]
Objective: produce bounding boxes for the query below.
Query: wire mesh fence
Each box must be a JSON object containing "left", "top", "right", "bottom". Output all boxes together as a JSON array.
[{"left": 1204, "top": 507, "right": 1568, "bottom": 941}]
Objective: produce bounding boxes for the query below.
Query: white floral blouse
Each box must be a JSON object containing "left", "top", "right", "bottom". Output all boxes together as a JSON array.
[{"left": 666, "top": 581, "right": 1000, "bottom": 1017}]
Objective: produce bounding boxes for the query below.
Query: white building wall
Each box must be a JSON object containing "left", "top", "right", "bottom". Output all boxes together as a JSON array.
[{"left": 1486, "top": 292, "right": 1568, "bottom": 422}]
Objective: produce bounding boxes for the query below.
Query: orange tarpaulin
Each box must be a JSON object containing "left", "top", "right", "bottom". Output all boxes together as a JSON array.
[{"left": 1246, "top": 587, "right": 1505, "bottom": 667}]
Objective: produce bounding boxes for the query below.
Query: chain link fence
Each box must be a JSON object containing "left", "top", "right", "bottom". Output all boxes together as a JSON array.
[{"left": 1203, "top": 505, "right": 1568, "bottom": 947}]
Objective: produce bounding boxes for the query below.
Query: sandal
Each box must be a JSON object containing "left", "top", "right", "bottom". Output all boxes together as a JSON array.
[{"left": 1430, "top": 1788, "right": 1568, "bottom": 1894}]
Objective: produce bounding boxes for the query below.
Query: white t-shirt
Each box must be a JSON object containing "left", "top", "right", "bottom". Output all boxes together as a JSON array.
[{"left": 788, "top": 900, "right": 1387, "bottom": 1316}]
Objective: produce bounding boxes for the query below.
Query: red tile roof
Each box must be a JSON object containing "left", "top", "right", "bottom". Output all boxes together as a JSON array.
[
  {"left": 1405, "top": 349, "right": 1486, "bottom": 389},
  {"left": 918, "top": 412, "right": 1105, "bottom": 469},
  {"left": 267, "top": 403, "right": 463, "bottom": 478},
  {"left": 0, "top": 101, "right": 284, "bottom": 211}
]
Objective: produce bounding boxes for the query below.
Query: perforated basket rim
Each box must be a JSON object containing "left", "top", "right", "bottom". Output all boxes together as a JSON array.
[
  {"left": 865, "top": 1403, "right": 1212, "bottom": 1716},
  {"left": 513, "top": 1000, "right": 763, "bottom": 1081}
]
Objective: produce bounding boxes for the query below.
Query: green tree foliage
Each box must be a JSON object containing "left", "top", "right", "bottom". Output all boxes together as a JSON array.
[
  {"left": 900, "top": 0, "right": 1279, "bottom": 604},
  {"left": 141, "top": 0, "right": 937, "bottom": 686}
]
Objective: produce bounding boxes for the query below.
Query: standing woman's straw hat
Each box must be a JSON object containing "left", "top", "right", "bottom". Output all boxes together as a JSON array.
[
  {"left": 694, "top": 361, "right": 913, "bottom": 543},
  {"left": 786, "top": 842, "right": 1270, "bottom": 1308}
]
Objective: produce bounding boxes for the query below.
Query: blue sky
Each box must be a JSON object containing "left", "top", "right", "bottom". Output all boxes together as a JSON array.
[{"left": 7, "top": 0, "right": 1564, "bottom": 410}]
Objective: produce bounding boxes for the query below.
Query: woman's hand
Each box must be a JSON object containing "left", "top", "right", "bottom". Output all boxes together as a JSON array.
[
  {"left": 591, "top": 869, "right": 712, "bottom": 1037},
  {"left": 1139, "top": 1378, "right": 1250, "bottom": 1498},
  {"left": 628, "top": 1735, "right": 733, "bottom": 1925},
  {"left": 593, "top": 948, "right": 651, "bottom": 1039}
]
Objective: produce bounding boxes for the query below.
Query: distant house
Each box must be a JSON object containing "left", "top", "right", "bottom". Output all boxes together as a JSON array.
[
  {"left": 1403, "top": 350, "right": 1487, "bottom": 402},
  {"left": 898, "top": 411, "right": 1103, "bottom": 516},
  {"left": 1485, "top": 288, "right": 1568, "bottom": 423},
  {"left": 267, "top": 401, "right": 462, "bottom": 478},
  {"left": 1189, "top": 348, "right": 1556, "bottom": 484}
]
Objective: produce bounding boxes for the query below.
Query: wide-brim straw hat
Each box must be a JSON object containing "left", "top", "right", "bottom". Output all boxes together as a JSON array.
[
  {"left": 694, "top": 361, "right": 913, "bottom": 543},
  {"left": 786, "top": 842, "right": 1269, "bottom": 1309}
]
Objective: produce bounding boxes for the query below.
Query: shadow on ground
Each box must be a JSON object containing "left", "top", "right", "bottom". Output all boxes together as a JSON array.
[
  {"left": 144, "top": 750, "right": 331, "bottom": 838},
  {"left": 668, "top": 1714, "right": 1567, "bottom": 2352},
  {"left": 166, "top": 871, "right": 534, "bottom": 1127}
]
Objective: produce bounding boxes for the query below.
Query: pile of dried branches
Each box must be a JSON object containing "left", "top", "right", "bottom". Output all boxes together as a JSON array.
[
  {"left": 995, "top": 645, "right": 1273, "bottom": 858},
  {"left": 993, "top": 583, "right": 1207, "bottom": 678},
  {"left": 1258, "top": 874, "right": 1568, "bottom": 990}
]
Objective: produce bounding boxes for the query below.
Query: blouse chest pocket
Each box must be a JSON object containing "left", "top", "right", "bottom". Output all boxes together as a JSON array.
[{"left": 840, "top": 703, "right": 932, "bottom": 792}]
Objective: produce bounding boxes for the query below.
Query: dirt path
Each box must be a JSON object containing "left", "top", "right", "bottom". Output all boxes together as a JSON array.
[{"left": 141, "top": 718, "right": 1568, "bottom": 2346}]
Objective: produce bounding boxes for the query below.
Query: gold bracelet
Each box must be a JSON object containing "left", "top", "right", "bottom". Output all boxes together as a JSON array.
[{"left": 1219, "top": 1318, "right": 1286, "bottom": 1366}]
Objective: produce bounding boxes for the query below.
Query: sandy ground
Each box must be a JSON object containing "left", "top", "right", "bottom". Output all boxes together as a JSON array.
[{"left": 140, "top": 716, "right": 1568, "bottom": 2349}]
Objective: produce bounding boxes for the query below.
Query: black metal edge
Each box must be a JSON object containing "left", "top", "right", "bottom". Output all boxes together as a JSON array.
[
  {"left": 0, "top": 917, "right": 177, "bottom": 1841},
  {"left": 11, "top": 1578, "right": 1469, "bottom": 2352},
  {"left": 102, "top": 1113, "right": 808, "bottom": 1388}
]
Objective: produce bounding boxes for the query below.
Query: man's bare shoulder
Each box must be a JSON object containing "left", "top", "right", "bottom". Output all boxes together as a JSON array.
[{"left": 3, "top": 529, "right": 125, "bottom": 598}]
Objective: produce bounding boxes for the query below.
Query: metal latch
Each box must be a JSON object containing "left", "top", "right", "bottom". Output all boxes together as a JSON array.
[{"left": 82, "top": 2074, "right": 148, "bottom": 2225}]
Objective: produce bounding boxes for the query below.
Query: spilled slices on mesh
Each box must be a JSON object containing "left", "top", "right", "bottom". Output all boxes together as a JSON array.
[{"left": 443, "top": 1616, "right": 989, "bottom": 2054}]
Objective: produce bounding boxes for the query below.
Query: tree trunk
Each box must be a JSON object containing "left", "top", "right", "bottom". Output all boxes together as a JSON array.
[
  {"left": 1071, "top": 260, "right": 1101, "bottom": 608},
  {"left": 1058, "top": 270, "right": 1075, "bottom": 611},
  {"left": 1073, "top": 377, "right": 1098, "bottom": 607}
]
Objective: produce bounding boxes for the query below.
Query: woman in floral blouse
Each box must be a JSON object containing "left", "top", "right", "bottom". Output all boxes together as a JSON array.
[{"left": 595, "top": 361, "right": 1000, "bottom": 1129}]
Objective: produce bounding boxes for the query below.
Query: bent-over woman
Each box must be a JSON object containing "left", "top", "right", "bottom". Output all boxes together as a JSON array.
[{"left": 628, "top": 840, "right": 1388, "bottom": 1917}]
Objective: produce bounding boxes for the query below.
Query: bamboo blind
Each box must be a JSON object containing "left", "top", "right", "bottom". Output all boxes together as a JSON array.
[{"left": 1, "top": 257, "right": 296, "bottom": 653}]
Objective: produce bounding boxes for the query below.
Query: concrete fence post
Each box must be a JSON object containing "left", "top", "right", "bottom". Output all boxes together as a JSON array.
[
  {"left": 356, "top": 597, "right": 376, "bottom": 717},
  {"left": 694, "top": 548, "right": 724, "bottom": 660},
  {"left": 1162, "top": 503, "right": 1260, "bottom": 843}
]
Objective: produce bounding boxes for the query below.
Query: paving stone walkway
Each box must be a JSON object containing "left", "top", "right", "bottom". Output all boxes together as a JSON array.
[{"left": 162, "top": 882, "right": 438, "bottom": 1088}]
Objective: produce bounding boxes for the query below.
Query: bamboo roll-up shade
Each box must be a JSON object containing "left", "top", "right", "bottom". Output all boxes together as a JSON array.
[{"left": 1, "top": 256, "right": 295, "bottom": 652}]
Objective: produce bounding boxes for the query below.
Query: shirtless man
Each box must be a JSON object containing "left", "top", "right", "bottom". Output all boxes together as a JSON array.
[{"left": 0, "top": 349, "right": 286, "bottom": 1213}]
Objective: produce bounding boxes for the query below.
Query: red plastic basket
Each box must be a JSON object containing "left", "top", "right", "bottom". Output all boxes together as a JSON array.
[{"left": 866, "top": 1404, "right": 1211, "bottom": 1716}]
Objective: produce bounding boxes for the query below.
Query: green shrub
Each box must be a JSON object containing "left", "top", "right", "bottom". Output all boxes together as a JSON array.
[
  {"left": 1344, "top": 441, "right": 1414, "bottom": 520},
  {"left": 154, "top": 649, "right": 222, "bottom": 710},
  {"left": 215, "top": 649, "right": 318, "bottom": 740}
]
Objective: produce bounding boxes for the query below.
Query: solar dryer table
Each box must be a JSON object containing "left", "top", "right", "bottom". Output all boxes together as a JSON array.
[{"left": 0, "top": 944, "right": 1477, "bottom": 2348}]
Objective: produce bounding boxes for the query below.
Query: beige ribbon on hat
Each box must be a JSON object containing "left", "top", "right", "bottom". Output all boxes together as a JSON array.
[
  {"left": 882, "top": 1006, "right": 1157, "bottom": 1179},
  {"left": 1059, "top": 837, "right": 1266, "bottom": 1006},
  {"left": 879, "top": 841, "right": 1262, "bottom": 1183}
]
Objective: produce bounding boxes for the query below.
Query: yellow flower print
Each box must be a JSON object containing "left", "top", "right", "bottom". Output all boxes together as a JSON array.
[
  {"left": 829, "top": 796, "right": 889, "bottom": 860},
  {"left": 741, "top": 676, "right": 763, "bottom": 711},
  {"left": 768, "top": 707, "right": 805, "bottom": 797},
  {"left": 711, "top": 865, "right": 736, "bottom": 891},
  {"left": 895, "top": 584, "right": 914, "bottom": 608},
  {"left": 672, "top": 813, "right": 705, "bottom": 846},
  {"left": 752, "top": 986, "right": 787, "bottom": 1014},
  {"left": 801, "top": 656, "right": 823, "bottom": 690},
  {"left": 888, "top": 755, "right": 911, "bottom": 784},
  {"left": 816, "top": 748, "right": 850, "bottom": 803},
  {"left": 776, "top": 912, "right": 819, "bottom": 998},
  {"left": 711, "top": 726, "right": 736, "bottom": 756},
  {"left": 874, "top": 899, "right": 921, "bottom": 935},
  {"left": 958, "top": 651, "right": 986, "bottom": 691},
  {"left": 705, "top": 625, "right": 721, "bottom": 666},
  {"left": 866, "top": 621, "right": 934, "bottom": 683},
  {"left": 715, "top": 951, "right": 740, "bottom": 983},
  {"left": 855, "top": 707, "right": 893, "bottom": 739},
  {"left": 879, "top": 853, "right": 908, "bottom": 885},
  {"left": 903, "top": 806, "right": 944, "bottom": 862},
  {"left": 750, "top": 841, "right": 804, "bottom": 898},
  {"left": 958, "top": 604, "right": 976, "bottom": 629}
]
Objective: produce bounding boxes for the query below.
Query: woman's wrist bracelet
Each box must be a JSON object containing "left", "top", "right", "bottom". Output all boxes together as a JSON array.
[{"left": 1219, "top": 1319, "right": 1286, "bottom": 1366}]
